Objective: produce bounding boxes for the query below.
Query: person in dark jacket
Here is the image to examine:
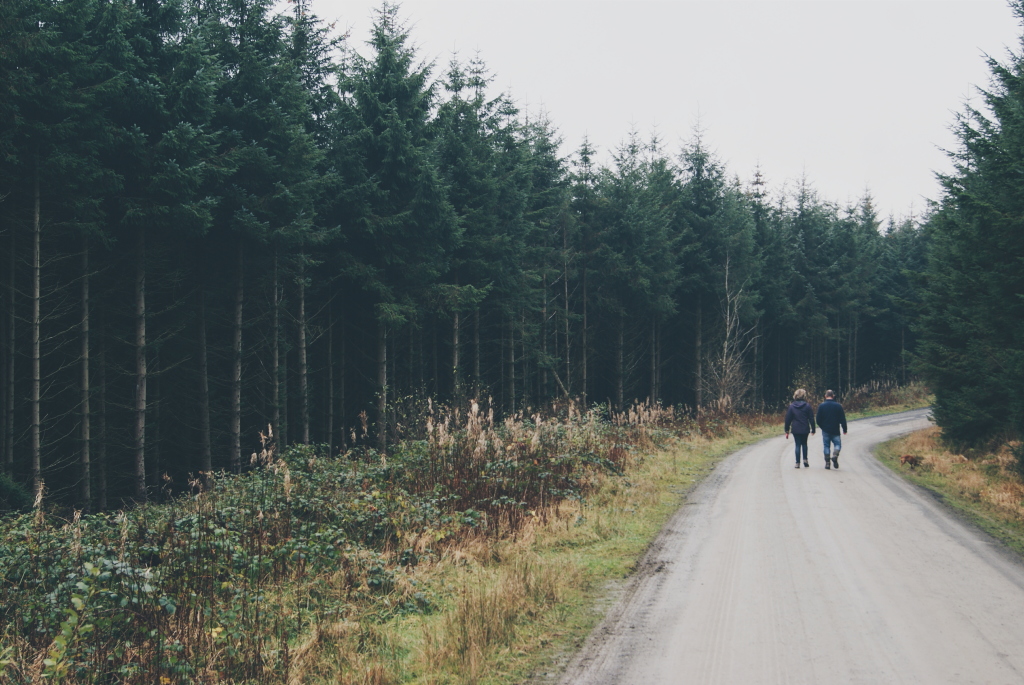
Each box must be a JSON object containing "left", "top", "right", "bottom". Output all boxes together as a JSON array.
[
  {"left": 784, "top": 388, "right": 816, "bottom": 468},
  {"left": 815, "top": 389, "right": 847, "bottom": 470}
]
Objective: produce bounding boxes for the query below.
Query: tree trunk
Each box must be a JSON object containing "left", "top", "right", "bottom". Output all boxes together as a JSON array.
[
  {"left": 564, "top": 253, "right": 571, "bottom": 398},
  {"left": 281, "top": 338, "right": 288, "bottom": 447},
  {"left": 901, "top": 325, "right": 906, "bottom": 385},
  {"left": 31, "top": 161, "right": 41, "bottom": 500},
  {"left": 231, "top": 240, "right": 243, "bottom": 473},
  {"left": 754, "top": 320, "right": 761, "bottom": 408},
  {"left": 837, "top": 314, "right": 842, "bottom": 395},
  {"left": 150, "top": 352, "right": 161, "bottom": 500},
  {"left": 5, "top": 218, "right": 15, "bottom": 477},
  {"left": 97, "top": 332, "right": 107, "bottom": 511},
  {"left": 404, "top": 319, "right": 411, "bottom": 392},
  {"left": 616, "top": 315, "right": 624, "bottom": 411},
  {"left": 520, "top": 312, "right": 528, "bottom": 407},
  {"left": 541, "top": 273, "right": 548, "bottom": 398},
  {"left": 473, "top": 309, "right": 480, "bottom": 399},
  {"left": 582, "top": 265, "right": 588, "bottom": 406},
  {"left": 272, "top": 251, "right": 281, "bottom": 445},
  {"left": 651, "top": 317, "right": 659, "bottom": 403},
  {"left": 656, "top": 321, "right": 662, "bottom": 401},
  {"left": 198, "top": 280, "right": 211, "bottom": 486},
  {"left": 133, "top": 225, "right": 147, "bottom": 502},
  {"left": 452, "top": 309, "right": 460, "bottom": 403},
  {"left": 694, "top": 302, "right": 703, "bottom": 410},
  {"left": 298, "top": 260, "right": 309, "bottom": 444},
  {"left": 376, "top": 322, "right": 387, "bottom": 449},
  {"left": 80, "top": 237, "right": 91, "bottom": 510},
  {"left": 327, "top": 301, "right": 334, "bottom": 455},
  {"left": 776, "top": 329, "right": 781, "bottom": 405},
  {"left": 339, "top": 314, "right": 346, "bottom": 450},
  {"left": 431, "top": 318, "right": 438, "bottom": 396},
  {"left": 847, "top": 314, "right": 853, "bottom": 391},
  {"left": 507, "top": 316, "right": 515, "bottom": 411}
]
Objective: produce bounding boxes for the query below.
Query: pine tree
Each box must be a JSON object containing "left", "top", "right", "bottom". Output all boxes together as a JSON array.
[
  {"left": 592, "top": 131, "right": 678, "bottom": 408},
  {"left": 434, "top": 56, "right": 502, "bottom": 402},
  {"left": 346, "top": 3, "right": 458, "bottom": 444},
  {"left": 919, "top": 3, "right": 1024, "bottom": 447}
]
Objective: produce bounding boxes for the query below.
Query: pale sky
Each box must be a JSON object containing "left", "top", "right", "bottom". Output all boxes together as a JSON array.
[{"left": 311, "top": 0, "right": 1022, "bottom": 220}]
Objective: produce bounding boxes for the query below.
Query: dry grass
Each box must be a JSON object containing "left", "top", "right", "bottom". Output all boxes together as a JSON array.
[
  {"left": 419, "top": 556, "right": 571, "bottom": 685},
  {"left": 1, "top": 390, "right": 931, "bottom": 685},
  {"left": 885, "top": 426, "right": 1024, "bottom": 522}
]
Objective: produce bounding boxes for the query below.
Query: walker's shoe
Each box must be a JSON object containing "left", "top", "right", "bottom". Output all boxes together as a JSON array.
[
  {"left": 832, "top": 457, "right": 838, "bottom": 469},
  {"left": 825, "top": 462, "right": 831, "bottom": 470},
  {"left": 795, "top": 462, "right": 800, "bottom": 468},
  {"left": 803, "top": 459, "right": 809, "bottom": 468}
]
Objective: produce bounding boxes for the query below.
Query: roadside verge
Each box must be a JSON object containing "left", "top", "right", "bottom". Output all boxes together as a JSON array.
[{"left": 875, "top": 425, "right": 1024, "bottom": 559}]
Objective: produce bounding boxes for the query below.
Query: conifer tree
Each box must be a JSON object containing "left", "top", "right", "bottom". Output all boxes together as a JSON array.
[
  {"left": 347, "top": 3, "right": 458, "bottom": 445},
  {"left": 595, "top": 132, "right": 677, "bottom": 407},
  {"left": 919, "top": 1, "right": 1024, "bottom": 447},
  {"left": 434, "top": 56, "right": 502, "bottom": 401}
]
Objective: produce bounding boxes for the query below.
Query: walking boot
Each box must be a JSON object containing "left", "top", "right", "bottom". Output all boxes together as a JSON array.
[
  {"left": 803, "top": 459, "right": 809, "bottom": 468},
  {"left": 825, "top": 459, "right": 831, "bottom": 470},
  {"left": 795, "top": 461, "right": 800, "bottom": 468},
  {"left": 832, "top": 457, "right": 839, "bottom": 469}
]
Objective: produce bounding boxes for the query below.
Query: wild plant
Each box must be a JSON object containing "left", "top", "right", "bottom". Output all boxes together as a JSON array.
[{"left": 0, "top": 385, "right": 919, "bottom": 682}]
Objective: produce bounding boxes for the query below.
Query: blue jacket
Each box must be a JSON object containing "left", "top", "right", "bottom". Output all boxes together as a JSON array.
[
  {"left": 815, "top": 399, "right": 847, "bottom": 434},
  {"left": 784, "top": 400, "right": 815, "bottom": 434}
]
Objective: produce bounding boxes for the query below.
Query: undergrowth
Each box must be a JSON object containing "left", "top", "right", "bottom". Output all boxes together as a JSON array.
[
  {"left": 0, "top": 384, "right": 930, "bottom": 684},
  {"left": 0, "top": 400, "right": 674, "bottom": 683}
]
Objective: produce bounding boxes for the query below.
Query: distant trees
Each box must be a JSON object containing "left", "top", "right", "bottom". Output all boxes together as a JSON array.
[{"left": 0, "top": 0, "right": 925, "bottom": 510}]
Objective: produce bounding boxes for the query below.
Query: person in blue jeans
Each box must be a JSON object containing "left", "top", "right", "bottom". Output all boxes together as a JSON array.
[
  {"left": 784, "top": 388, "right": 815, "bottom": 468},
  {"left": 815, "top": 389, "right": 847, "bottom": 470}
]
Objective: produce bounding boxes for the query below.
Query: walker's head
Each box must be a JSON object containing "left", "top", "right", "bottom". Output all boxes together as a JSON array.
[
  {"left": 793, "top": 388, "right": 806, "bottom": 401},
  {"left": 824, "top": 389, "right": 835, "bottom": 399}
]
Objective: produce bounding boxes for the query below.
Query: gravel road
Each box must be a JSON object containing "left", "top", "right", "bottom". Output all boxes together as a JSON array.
[{"left": 559, "top": 409, "right": 1024, "bottom": 684}]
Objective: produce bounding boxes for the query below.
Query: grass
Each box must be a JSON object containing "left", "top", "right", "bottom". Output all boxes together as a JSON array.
[
  {"left": 392, "top": 384, "right": 932, "bottom": 684},
  {"left": 876, "top": 425, "right": 1024, "bottom": 559},
  {"left": 0, "top": 382, "right": 932, "bottom": 684},
  {"left": 362, "top": 419, "right": 779, "bottom": 685}
]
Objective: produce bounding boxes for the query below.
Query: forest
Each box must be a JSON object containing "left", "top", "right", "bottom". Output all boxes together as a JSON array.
[{"left": 0, "top": 0, "right": 927, "bottom": 511}]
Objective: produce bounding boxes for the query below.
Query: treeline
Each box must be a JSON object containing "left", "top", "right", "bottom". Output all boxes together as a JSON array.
[
  {"left": 0, "top": 0, "right": 925, "bottom": 509},
  {"left": 918, "top": 0, "right": 1024, "bottom": 454}
]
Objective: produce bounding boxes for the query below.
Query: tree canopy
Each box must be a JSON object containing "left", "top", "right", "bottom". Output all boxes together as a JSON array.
[{"left": 0, "top": 0, "right": 927, "bottom": 509}]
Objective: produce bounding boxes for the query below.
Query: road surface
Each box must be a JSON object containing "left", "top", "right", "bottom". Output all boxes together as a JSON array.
[{"left": 559, "top": 409, "right": 1024, "bottom": 684}]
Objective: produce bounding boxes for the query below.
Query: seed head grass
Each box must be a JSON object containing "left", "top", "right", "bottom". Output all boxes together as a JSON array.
[{"left": 0, "top": 390, "right": 931, "bottom": 684}]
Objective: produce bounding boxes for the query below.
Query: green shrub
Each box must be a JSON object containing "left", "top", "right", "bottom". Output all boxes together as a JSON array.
[{"left": 0, "top": 473, "right": 31, "bottom": 513}]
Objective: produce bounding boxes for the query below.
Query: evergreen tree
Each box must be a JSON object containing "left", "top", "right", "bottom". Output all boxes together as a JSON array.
[
  {"left": 595, "top": 132, "right": 677, "bottom": 407},
  {"left": 919, "top": 2, "right": 1024, "bottom": 447},
  {"left": 347, "top": 3, "right": 458, "bottom": 445}
]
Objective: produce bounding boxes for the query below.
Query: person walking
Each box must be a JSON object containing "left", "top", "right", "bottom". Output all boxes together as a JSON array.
[
  {"left": 815, "top": 389, "right": 847, "bottom": 470},
  {"left": 784, "top": 388, "right": 815, "bottom": 468}
]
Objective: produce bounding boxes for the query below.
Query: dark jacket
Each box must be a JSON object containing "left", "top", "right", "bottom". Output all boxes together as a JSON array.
[
  {"left": 815, "top": 399, "right": 847, "bottom": 434},
  {"left": 784, "top": 400, "right": 815, "bottom": 435}
]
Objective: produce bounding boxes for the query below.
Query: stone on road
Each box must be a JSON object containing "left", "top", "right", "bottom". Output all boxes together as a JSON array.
[{"left": 559, "top": 409, "right": 1024, "bottom": 684}]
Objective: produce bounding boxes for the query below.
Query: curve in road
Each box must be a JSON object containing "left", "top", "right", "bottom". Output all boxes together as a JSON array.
[{"left": 559, "top": 409, "right": 1024, "bottom": 684}]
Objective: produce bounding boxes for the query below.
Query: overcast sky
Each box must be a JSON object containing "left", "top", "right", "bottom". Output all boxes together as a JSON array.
[{"left": 309, "top": 0, "right": 1022, "bottom": 220}]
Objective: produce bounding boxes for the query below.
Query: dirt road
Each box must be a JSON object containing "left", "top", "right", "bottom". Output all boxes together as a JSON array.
[{"left": 559, "top": 409, "right": 1024, "bottom": 684}]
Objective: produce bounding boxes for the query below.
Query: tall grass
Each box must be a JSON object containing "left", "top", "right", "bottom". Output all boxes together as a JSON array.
[
  {"left": 0, "top": 401, "right": 681, "bottom": 683},
  {"left": 0, "top": 389, "right": 928, "bottom": 683},
  {"left": 887, "top": 426, "right": 1024, "bottom": 521}
]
